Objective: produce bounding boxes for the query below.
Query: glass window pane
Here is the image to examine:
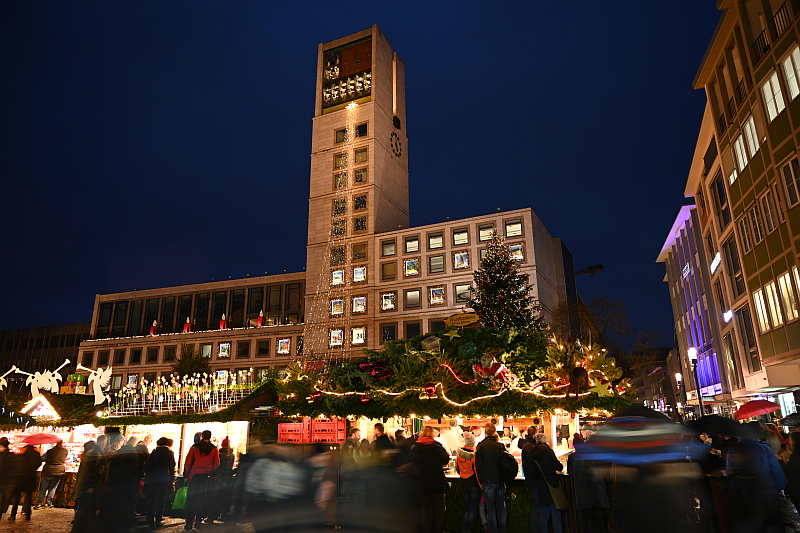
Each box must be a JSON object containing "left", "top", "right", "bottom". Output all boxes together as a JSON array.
[{"left": 406, "top": 237, "right": 419, "bottom": 253}]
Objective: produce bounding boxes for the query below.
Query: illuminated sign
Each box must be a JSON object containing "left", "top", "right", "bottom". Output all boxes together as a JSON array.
[
  {"left": 710, "top": 252, "right": 721, "bottom": 274},
  {"left": 723, "top": 310, "right": 733, "bottom": 322},
  {"left": 682, "top": 264, "right": 691, "bottom": 278}
]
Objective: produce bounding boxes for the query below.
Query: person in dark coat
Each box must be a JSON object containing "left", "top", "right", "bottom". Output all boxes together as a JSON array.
[
  {"left": 522, "top": 434, "right": 563, "bottom": 533},
  {"left": 787, "top": 432, "right": 800, "bottom": 510},
  {"left": 411, "top": 426, "right": 450, "bottom": 533},
  {"left": 9, "top": 444, "right": 43, "bottom": 521},
  {"left": 206, "top": 437, "right": 234, "bottom": 524},
  {"left": 567, "top": 443, "right": 608, "bottom": 533},
  {"left": 475, "top": 422, "right": 506, "bottom": 533},
  {"left": 0, "top": 438, "right": 19, "bottom": 518},
  {"left": 104, "top": 437, "right": 141, "bottom": 530},
  {"left": 372, "top": 423, "right": 393, "bottom": 452},
  {"left": 72, "top": 441, "right": 103, "bottom": 533},
  {"left": 144, "top": 438, "right": 175, "bottom": 528},
  {"left": 36, "top": 440, "right": 68, "bottom": 508}
]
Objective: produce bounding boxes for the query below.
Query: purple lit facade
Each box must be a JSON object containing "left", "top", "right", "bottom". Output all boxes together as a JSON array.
[{"left": 658, "top": 206, "right": 730, "bottom": 410}]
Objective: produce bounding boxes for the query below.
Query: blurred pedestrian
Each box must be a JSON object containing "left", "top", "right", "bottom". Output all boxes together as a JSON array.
[
  {"left": 183, "top": 430, "right": 220, "bottom": 531},
  {"left": 72, "top": 441, "right": 102, "bottom": 533},
  {"left": 522, "top": 434, "right": 563, "bottom": 533},
  {"left": 785, "top": 432, "right": 800, "bottom": 511},
  {"left": 0, "top": 438, "right": 18, "bottom": 518},
  {"left": 35, "top": 439, "right": 67, "bottom": 508},
  {"left": 456, "top": 432, "right": 480, "bottom": 533},
  {"left": 373, "top": 423, "right": 393, "bottom": 452},
  {"left": 206, "top": 437, "right": 234, "bottom": 523},
  {"left": 104, "top": 434, "right": 140, "bottom": 530},
  {"left": 726, "top": 421, "right": 784, "bottom": 532},
  {"left": 567, "top": 441, "right": 608, "bottom": 533},
  {"left": 412, "top": 426, "right": 449, "bottom": 533},
  {"left": 144, "top": 437, "right": 175, "bottom": 529},
  {"left": 475, "top": 422, "right": 506, "bottom": 533},
  {"left": 9, "top": 444, "right": 42, "bottom": 521}
]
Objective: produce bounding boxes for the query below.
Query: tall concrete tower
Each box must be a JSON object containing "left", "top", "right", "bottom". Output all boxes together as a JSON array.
[{"left": 304, "top": 26, "right": 409, "bottom": 358}]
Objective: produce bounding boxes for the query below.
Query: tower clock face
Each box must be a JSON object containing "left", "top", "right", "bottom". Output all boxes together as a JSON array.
[{"left": 390, "top": 131, "right": 402, "bottom": 158}]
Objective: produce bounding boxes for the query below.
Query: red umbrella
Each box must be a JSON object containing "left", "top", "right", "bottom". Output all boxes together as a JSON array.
[
  {"left": 22, "top": 433, "right": 62, "bottom": 445},
  {"left": 734, "top": 399, "right": 780, "bottom": 420}
]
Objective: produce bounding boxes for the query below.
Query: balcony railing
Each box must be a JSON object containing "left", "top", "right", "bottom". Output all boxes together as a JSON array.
[
  {"left": 775, "top": 2, "right": 792, "bottom": 36},
  {"left": 738, "top": 78, "right": 747, "bottom": 102},
  {"left": 727, "top": 97, "right": 736, "bottom": 120},
  {"left": 751, "top": 29, "right": 771, "bottom": 65},
  {"left": 718, "top": 113, "right": 728, "bottom": 134}
]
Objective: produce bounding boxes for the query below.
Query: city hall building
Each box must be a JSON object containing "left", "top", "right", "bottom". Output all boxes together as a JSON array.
[{"left": 72, "top": 26, "right": 581, "bottom": 391}]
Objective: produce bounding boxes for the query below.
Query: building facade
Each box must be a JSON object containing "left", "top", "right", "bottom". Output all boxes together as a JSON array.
[
  {"left": 66, "top": 26, "right": 580, "bottom": 392},
  {"left": 0, "top": 323, "right": 91, "bottom": 382}
]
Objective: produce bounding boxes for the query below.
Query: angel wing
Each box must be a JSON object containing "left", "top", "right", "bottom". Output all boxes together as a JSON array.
[
  {"left": 44, "top": 371, "right": 61, "bottom": 393},
  {"left": 95, "top": 367, "right": 113, "bottom": 389}
]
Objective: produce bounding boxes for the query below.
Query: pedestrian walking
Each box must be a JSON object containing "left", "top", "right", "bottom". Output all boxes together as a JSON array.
[
  {"left": 456, "top": 433, "right": 480, "bottom": 533},
  {"left": 411, "top": 426, "right": 450, "bottom": 533},
  {"left": 104, "top": 435, "right": 140, "bottom": 530},
  {"left": 786, "top": 432, "right": 800, "bottom": 512},
  {"left": 567, "top": 441, "right": 608, "bottom": 533},
  {"left": 35, "top": 439, "right": 67, "bottom": 508},
  {"left": 522, "top": 434, "right": 563, "bottom": 533},
  {"left": 205, "top": 437, "right": 233, "bottom": 523},
  {"left": 9, "top": 444, "right": 42, "bottom": 521},
  {"left": 475, "top": 422, "right": 507, "bottom": 533},
  {"left": 183, "top": 430, "right": 220, "bottom": 531},
  {"left": 144, "top": 437, "right": 175, "bottom": 529},
  {"left": 72, "top": 441, "right": 103, "bottom": 533}
]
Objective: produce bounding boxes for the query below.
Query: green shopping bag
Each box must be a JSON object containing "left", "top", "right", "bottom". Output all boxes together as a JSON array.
[{"left": 172, "top": 486, "right": 188, "bottom": 510}]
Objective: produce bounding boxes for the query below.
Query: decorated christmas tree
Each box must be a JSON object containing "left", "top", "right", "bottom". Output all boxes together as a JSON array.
[{"left": 468, "top": 231, "right": 546, "bottom": 331}]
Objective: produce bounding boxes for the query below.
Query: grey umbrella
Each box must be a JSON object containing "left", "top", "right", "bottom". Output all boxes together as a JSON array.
[{"left": 780, "top": 413, "right": 800, "bottom": 427}]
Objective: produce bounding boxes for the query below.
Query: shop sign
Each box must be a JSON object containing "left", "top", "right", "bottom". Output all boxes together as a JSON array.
[
  {"left": 710, "top": 252, "right": 721, "bottom": 274},
  {"left": 445, "top": 313, "right": 480, "bottom": 328}
]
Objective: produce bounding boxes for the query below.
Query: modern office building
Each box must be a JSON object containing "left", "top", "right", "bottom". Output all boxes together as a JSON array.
[
  {"left": 69, "top": 26, "right": 582, "bottom": 391},
  {"left": 660, "top": 1, "right": 800, "bottom": 410},
  {"left": 0, "top": 323, "right": 91, "bottom": 376}
]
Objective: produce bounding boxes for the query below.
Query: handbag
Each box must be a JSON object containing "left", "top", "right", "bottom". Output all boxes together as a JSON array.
[
  {"left": 171, "top": 486, "right": 188, "bottom": 510},
  {"left": 535, "top": 460, "right": 568, "bottom": 511}
]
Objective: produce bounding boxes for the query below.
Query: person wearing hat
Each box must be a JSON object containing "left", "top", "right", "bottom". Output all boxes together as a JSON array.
[{"left": 144, "top": 437, "right": 175, "bottom": 528}]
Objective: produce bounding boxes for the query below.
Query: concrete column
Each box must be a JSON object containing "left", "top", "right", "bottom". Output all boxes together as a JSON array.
[
  {"left": 733, "top": 25, "right": 754, "bottom": 90},
  {"left": 760, "top": 0, "right": 779, "bottom": 42},
  {"left": 716, "top": 65, "right": 733, "bottom": 122},
  {"left": 724, "top": 46, "right": 744, "bottom": 106}
]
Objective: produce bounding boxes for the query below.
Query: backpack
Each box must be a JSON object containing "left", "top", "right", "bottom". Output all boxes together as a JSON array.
[{"left": 497, "top": 450, "right": 518, "bottom": 483}]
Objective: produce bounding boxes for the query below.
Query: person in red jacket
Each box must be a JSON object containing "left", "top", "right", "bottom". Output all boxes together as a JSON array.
[{"left": 183, "top": 430, "right": 220, "bottom": 531}]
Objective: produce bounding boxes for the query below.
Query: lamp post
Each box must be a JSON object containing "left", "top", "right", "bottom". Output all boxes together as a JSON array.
[
  {"left": 675, "top": 372, "right": 686, "bottom": 423},
  {"left": 688, "top": 348, "right": 704, "bottom": 418}
]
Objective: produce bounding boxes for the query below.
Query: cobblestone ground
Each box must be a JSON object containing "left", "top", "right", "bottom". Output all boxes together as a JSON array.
[{"left": 0, "top": 508, "right": 257, "bottom": 533}]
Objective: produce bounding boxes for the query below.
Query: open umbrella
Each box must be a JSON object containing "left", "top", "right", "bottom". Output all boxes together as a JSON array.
[
  {"left": 22, "top": 433, "right": 62, "bottom": 445},
  {"left": 734, "top": 399, "right": 780, "bottom": 421},
  {"left": 615, "top": 405, "right": 671, "bottom": 421},
  {"left": 780, "top": 413, "right": 800, "bottom": 427},
  {"left": 687, "top": 414, "right": 741, "bottom": 437}
]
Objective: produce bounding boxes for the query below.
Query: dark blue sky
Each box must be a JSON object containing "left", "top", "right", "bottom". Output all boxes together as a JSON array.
[{"left": 1, "top": 2, "right": 721, "bottom": 343}]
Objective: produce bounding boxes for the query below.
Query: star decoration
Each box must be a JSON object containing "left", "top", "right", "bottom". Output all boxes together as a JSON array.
[
  {"left": 443, "top": 328, "right": 461, "bottom": 340},
  {"left": 589, "top": 382, "right": 612, "bottom": 397}
]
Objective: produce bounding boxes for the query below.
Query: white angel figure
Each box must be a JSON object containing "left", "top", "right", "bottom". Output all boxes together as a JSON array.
[
  {"left": 41, "top": 360, "right": 70, "bottom": 393},
  {"left": 77, "top": 363, "right": 113, "bottom": 405},
  {"left": 15, "top": 368, "right": 46, "bottom": 397},
  {"left": 0, "top": 365, "right": 18, "bottom": 391}
]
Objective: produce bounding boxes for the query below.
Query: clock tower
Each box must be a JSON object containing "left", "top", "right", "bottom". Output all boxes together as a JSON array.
[{"left": 304, "top": 26, "right": 409, "bottom": 357}]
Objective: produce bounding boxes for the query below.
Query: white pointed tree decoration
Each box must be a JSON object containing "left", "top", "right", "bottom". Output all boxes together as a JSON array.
[{"left": 77, "top": 363, "right": 113, "bottom": 405}]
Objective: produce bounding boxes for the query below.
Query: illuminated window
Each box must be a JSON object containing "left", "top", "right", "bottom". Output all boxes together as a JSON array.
[
  {"left": 752, "top": 288, "right": 770, "bottom": 331},
  {"left": 381, "top": 262, "right": 396, "bottom": 281},
  {"left": 335, "top": 123, "right": 367, "bottom": 143},
  {"left": 505, "top": 220, "right": 522, "bottom": 237},
  {"left": 277, "top": 339, "right": 290, "bottom": 354},
  {"left": 782, "top": 46, "right": 800, "bottom": 101},
  {"left": 354, "top": 168, "right": 367, "bottom": 183},
  {"left": 331, "top": 247, "right": 345, "bottom": 264},
  {"left": 405, "top": 290, "right": 420, "bottom": 309},
  {"left": 353, "top": 266, "right": 366, "bottom": 282},
  {"left": 334, "top": 154, "right": 346, "bottom": 169},
  {"left": 381, "top": 292, "right": 396, "bottom": 310},
  {"left": 329, "top": 330, "right": 344, "bottom": 347},
  {"left": 778, "top": 272, "right": 799, "bottom": 321},
  {"left": 748, "top": 205, "right": 764, "bottom": 244},
  {"left": 456, "top": 284, "right": 472, "bottom": 303},
  {"left": 404, "top": 259, "right": 419, "bottom": 276},
  {"left": 454, "top": 251, "right": 469, "bottom": 269},
  {"left": 761, "top": 192, "right": 777, "bottom": 233},
  {"left": 330, "top": 299, "right": 344, "bottom": 316},
  {"left": 430, "top": 287, "right": 445, "bottom": 305},
  {"left": 334, "top": 172, "right": 346, "bottom": 189},
  {"left": 218, "top": 343, "right": 231, "bottom": 358},
  {"left": 354, "top": 195, "right": 367, "bottom": 210},
  {"left": 429, "top": 255, "right": 444, "bottom": 274},
  {"left": 333, "top": 199, "right": 346, "bottom": 215},
  {"left": 765, "top": 281, "right": 784, "bottom": 327},
  {"left": 781, "top": 158, "right": 800, "bottom": 207},
  {"left": 479, "top": 224, "right": 494, "bottom": 241},
  {"left": 738, "top": 219, "right": 752, "bottom": 253},
  {"left": 332, "top": 220, "right": 346, "bottom": 236},
  {"left": 331, "top": 270, "right": 344, "bottom": 286},
  {"left": 732, "top": 135, "right": 747, "bottom": 173},
  {"left": 352, "top": 296, "right": 366, "bottom": 313},
  {"left": 354, "top": 217, "right": 367, "bottom": 231},
  {"left": 761, "top": 71, "right": 786, "bottom": 122},
  {"left": 405, "top": 237, "right": 419, "bottom": 253},
  {"left": 743, "top": 116, "right": 760, "bottom": 160},
  {"left": 352, "top": 327, "right": 366, "bottom": 345},
  {"left": 355, "top": 148, "right": 368, "bottom": 163},
  {"left": 453, "top": 229, "right": 468, "bottom": 246},
  {"left": 382, "top": 240, "right": 396, "bottom": 256},
  {"left": 509, "top": 244, "right": 524, "bottom": 261},
  {"left": 428, "top": 233, "right": 443, "bottom": 249}
]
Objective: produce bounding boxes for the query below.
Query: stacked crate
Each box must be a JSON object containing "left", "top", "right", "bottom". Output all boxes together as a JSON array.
[
  {"left": 277, "top": 417, "right": 312, "bottom": 443},
  {"left": 276, "top": 418, "right": 346, "bottom": 444}
]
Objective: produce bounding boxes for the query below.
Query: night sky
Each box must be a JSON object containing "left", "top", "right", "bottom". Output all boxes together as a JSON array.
[{"left": 1, "top": 2, "right": 721, "bottom": 345}]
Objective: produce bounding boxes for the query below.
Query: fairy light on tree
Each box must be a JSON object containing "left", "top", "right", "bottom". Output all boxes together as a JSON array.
[{"left": 468, "top": 231, "right": 546, "bottom": 331}]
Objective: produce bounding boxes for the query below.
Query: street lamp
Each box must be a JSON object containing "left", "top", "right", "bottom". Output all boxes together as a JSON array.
[
  {"left": 675, "top": 372, "right": 686, "bottom": 423},
  {"left": 688, "top": 348, "right": 703, "bottom": 419}
]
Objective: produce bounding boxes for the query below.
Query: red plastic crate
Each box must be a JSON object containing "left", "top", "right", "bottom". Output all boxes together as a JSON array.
[
  {"left": 277, "top": 417, "right": 311, "bottom": 443},
  {"left": 310, "top": 419, "right": 346, "bottom": 443}
]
